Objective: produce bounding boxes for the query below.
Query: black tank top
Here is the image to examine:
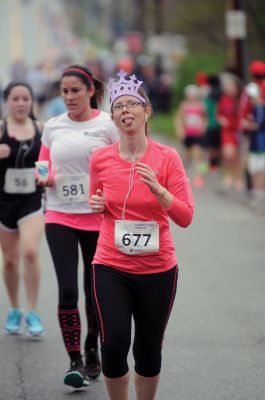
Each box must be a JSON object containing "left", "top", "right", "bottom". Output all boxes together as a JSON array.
[{"left": 0, "top": 119, "right": 43, "bottom": 198}]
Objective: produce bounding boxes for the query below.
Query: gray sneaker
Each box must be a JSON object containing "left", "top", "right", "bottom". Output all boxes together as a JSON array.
[{"left": 64, "top": 360, "right": 90, "bottom": 388}]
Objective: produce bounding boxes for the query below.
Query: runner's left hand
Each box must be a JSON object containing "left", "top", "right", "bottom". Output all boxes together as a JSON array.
[{"left": 135, "top": 162, "right": 166, "bottom": 197}]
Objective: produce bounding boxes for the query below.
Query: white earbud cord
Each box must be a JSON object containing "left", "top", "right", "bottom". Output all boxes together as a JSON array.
[{"left": 121, "top": 139, "right": 141, "bottom": 221}]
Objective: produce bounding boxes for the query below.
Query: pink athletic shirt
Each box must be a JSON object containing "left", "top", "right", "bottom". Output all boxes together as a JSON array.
[
  {"left": 182, "top": 101, "right": 206, "bottom": 136},
  {"left": 90, "top": 138, "right": 194, "bottom": 274}
]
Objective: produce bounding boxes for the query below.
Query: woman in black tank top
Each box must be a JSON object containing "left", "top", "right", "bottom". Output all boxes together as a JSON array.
[{"left": 0, "top": 81, "right": 45, "bottom": 337}]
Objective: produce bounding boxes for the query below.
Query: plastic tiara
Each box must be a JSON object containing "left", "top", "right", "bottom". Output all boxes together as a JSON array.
[{"left": 108, "top": 69, "right": 146, "bottom": 106}]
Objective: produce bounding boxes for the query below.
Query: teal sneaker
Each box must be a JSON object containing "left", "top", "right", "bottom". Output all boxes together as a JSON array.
[
  {"left": 64, "top": 360, "right": 90, "bottom": 388},
  {"left": 4, "top": 309, "right": 23, "bottom": 334},
  {"left": 25, "top": 311, "right": 44, "bottom": 336}
]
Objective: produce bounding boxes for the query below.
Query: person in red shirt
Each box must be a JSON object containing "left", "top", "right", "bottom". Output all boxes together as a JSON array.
[
  {"left": 217, "top": 76, "right": 243, "bottom": 190},
  {"left": 89, "top": 70, "right": 194, "bottom": 400}
]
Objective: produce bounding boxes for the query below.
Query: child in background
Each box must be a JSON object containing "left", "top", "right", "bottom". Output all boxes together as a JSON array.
[{"left": 174, "top": 84, "right": 207, "bottom": 188}]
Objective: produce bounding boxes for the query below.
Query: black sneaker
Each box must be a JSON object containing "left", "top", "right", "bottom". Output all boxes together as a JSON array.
[
  {"left": 64, "top": 360, "right": 90, "bottom": 388},
  {"left": 85, "top": 348, "right": 101, "bottom": 379}
]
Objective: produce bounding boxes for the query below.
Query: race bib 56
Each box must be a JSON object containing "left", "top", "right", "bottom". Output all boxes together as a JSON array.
[{"left": 4, "top": 168, "right": 36, "bottom": 194}]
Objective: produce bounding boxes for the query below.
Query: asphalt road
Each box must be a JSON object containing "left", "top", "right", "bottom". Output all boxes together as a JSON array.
[{"left": 0, "top": 174, "right": 264, "bottom": 400}]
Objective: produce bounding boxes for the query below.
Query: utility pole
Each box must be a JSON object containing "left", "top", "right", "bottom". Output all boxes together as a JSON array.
[
  {"left": 154, "top": 0, "right": 163, "bottom": 34},
  {"left": 134, "top": 0, "right": 146, "bottom": 36},
  {"left": 225, "top": 0, "right": 248, "bottom": 82}
]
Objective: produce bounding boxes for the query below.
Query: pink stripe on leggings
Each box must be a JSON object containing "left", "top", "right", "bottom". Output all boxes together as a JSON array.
[
  {"left": 92, "top": 265, "right": 105, "bottom": 343},
  {"left": 161, "top": 267, "right": 178, "bottom": 347}
]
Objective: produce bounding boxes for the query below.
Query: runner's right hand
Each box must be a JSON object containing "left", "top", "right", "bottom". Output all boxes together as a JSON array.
[
  {"left": 0, "top": 144, "right": 11, "bottom": 159},
  {"left": 37, "top": 176, "right": 55, "bottom": 187}
]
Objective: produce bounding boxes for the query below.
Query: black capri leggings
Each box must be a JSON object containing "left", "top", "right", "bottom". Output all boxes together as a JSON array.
[
  {"left": 92, "top": 264, "right": 178, "bottom": 378},
  {"left": 45, "top": 223, "right": 99, "bottom": 308}
]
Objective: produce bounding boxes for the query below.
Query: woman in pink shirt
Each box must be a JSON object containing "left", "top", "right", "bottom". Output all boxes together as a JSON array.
[{"left": 89, "top": 70, "right": 194, "bottom": 400}]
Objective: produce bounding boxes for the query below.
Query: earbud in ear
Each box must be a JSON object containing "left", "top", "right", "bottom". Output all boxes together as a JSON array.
[{"left": 145, "top": 114, "right": 148, "bottom": 122}]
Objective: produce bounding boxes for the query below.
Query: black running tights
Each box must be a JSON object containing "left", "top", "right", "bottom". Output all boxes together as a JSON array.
[
  {"left": 92, "top": 264, "right": 178, "bottom": 378},
  {"left": 45, "top": 223, "right": 99, "bottom": 309}
]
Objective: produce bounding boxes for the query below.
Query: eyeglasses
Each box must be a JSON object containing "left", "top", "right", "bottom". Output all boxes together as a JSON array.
[{"left": 112, "top": 100, "right": 143, "bottom": 112}]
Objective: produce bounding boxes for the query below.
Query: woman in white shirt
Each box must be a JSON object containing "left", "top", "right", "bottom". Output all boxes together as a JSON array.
[{"left": 38, "top": 65, "right": 118, "bottom": 388}]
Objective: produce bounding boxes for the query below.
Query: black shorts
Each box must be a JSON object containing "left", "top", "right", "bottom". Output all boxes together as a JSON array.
[
  {"left": 0, "top": 192, "right": 43, "bottom": 231},
  {"left": 183, "top": 136, "right": 205, "bottom": 149},
  {"left": 205, "top": 127, "right": 221, "bottom": 149}
]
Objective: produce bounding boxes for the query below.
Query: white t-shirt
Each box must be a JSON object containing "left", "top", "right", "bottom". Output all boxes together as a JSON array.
[{"left": 42, "top": 111, "right": 118, "bottom": 213}]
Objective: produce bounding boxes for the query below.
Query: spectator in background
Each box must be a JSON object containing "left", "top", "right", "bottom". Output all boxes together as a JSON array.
[
  {"left": 153, "top": 55, "right": 173, "bottom": 113},
  {"left": 137, "top": 62, "right": 159, "bottom": 112},
  {"left": 135, "top": 55, "right": 173, "bottom": 113},
  {"left": 43, "top": 80, "right": 66, "bottom": 120},
  {"left": 156, "top": 73, "right": 173, "bottom": 113},
  {"left": 117, "top": 57, "right": 135, "bottom": 75},
  {"left": 204, "top": 75, "right": 222, "bottom": 171},
  {"left": 26, "top": 63, "right": 50, "bottom": 117},
  {"left": 195, "top": 71, "right": 209, "bottom": 99},
  {"left": 10, "top": 59, "right": 27, "bottom": 81}
]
